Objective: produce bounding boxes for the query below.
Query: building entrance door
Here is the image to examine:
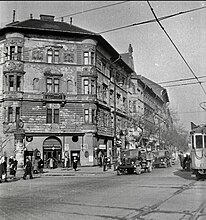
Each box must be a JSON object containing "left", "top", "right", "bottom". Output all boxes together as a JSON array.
[{"left": 43, "top": 137, "right": 62, "bottom": 168}]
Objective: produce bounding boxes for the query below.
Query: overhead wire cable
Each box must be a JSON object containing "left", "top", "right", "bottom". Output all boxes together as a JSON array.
[
  {"left": 55, "top": 1, "right": 129, "bottom": 19},
  {"left": 98, "top": 4, "right": 206, "bottom": 34},
  {"left": 163, "top": 81, "right": 206, "bottom": 88},
  {"left": 0, "top": 1, "right": 129, "bottom": 27},
  {"left": 158, "top": 75, "right": 206, "bottom": 85},
  {"left": 147, "top": 1, "right": 206, "bottom": 96}
]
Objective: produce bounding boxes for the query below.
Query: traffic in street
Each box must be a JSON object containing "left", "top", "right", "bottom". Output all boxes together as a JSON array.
[{"left": 0, "top": 162, "right": 205, "bottom": 220}]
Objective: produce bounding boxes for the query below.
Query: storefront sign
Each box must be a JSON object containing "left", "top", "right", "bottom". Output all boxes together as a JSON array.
[{"left": 99, "top": 144, "right": 106, "bottom": 149}]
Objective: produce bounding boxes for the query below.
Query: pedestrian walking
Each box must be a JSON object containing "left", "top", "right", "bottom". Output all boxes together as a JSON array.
[
  {"left": 0, "top": 156, "right": 5, "bottom": 183},
  {"left": 23, "top": 157, "right": 33, "bottom": 180},
  {"left": 98, "top": 151, "right": 103, "bottom": 167},
  {"left": 73, "top": 157, "right": 78, "bottom": 171},
  {"left": 9, "top": 156, "right": 18, "bottom": 179},
  {"left": 1, "top": 155, "right": 8, "bottom": 182},
  {"left": 103, "top": 156, "right": 107, "bottom": 172},
  {"left": 47, "top": 157, "right": 55, "bottom": 169},
  {"left": 12, "top": 156, "right": 18, "bottom": 179}
]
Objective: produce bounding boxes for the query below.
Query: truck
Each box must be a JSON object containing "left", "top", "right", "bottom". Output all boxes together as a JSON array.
[{"left": 116, "top": 148, "right": 153, "bottom": 175}]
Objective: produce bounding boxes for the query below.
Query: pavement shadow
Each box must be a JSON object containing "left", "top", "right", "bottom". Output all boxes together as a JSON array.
[{"left": 173, "top": 169, "right": 195, "bottom": 180}]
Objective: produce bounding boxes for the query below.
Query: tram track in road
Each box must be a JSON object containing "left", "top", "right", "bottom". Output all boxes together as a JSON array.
[
  {"left": 1, "top": 166, "right": 205, "bottom": 220},
  {"left": 125, "top": 181, "right": 199, "bottom": 220}
]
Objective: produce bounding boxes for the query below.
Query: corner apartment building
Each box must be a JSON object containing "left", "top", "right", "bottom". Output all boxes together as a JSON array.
[{"left": 0, "top": 14, "right": 133, "bottom": 167}]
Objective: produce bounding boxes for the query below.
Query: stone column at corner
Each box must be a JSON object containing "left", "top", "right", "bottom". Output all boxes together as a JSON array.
[{"left": 14, "top": 128, "right": 25, "bottom": 177}]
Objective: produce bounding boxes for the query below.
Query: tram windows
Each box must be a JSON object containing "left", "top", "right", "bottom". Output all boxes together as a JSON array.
[
  {"left": 204, "top": 135, "right": 206, "bottom": 148},
  {"left": 196, "top": 135, "right": 203, "bottom": 148}
]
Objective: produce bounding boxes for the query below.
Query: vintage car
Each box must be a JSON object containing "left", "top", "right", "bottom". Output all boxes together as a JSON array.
[
  {"left": 152, "top": 150, "right": 172, "bottom": 168},
  {"left": 116, "top": 148, "right": 153, "bottom": 175}
]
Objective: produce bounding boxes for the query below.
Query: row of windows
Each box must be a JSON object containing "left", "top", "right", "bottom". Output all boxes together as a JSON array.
[
  {"left": 47, "top": 49, "right": 95, "bottom": 65},
  {"left": 6, "top": 107, "right": 95, "bottom": 124},
  {"left": 4, "top": 74, "right": 143, "bottom": 115},
  {"left": 4, "top": 46, "right": 95, "bottom": 65}
]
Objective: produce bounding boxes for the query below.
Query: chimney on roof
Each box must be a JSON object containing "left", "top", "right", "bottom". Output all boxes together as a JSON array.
[
  {"left": 13, "top": 10, "right": 16, "bottom": 23},
  {"left": 70, "top": 17, "right": 73, "bottom": 25},
  {"left": 128, "top": 44, "right": 133, "bottom": 55},
  {"left": 40, "top": 14, "right": 55, "bottom": 21},
  {"left": 30, "top": 14, "right": 33, "bottom": 19}
]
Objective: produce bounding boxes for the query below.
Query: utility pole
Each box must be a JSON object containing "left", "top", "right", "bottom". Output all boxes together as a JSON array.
[
  {"left": 111, "top": 55, "right": 121, "bottom": 170},
  {"left": 113, "top": 69, "right": 117, "bottom": 168}
]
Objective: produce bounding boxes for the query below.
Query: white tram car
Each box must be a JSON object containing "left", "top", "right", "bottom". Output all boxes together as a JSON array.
[{"left": 190, "top": 124, "right": 206, "bottom": 179}]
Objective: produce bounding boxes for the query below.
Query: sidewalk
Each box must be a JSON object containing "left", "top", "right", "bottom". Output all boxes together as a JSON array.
[{"left": 40, "top": 166, "right": 116, "bottom": 177}]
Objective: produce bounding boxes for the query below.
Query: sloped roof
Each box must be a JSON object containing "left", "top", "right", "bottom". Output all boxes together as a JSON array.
[
  {"left": 5, "top": 18, "right": 96, "bottom": 35},
  {"left": 120, "top": 52, "right": 134, "bottom": 71},
  {"left": 0, "top": 17, "right": 134, "bottom": 74},
  {"left": 138, "top": 75, "right": 169, "bottom": 103},
  {"left": 121, "top": 53, "right": 130, "bottom": 65}
]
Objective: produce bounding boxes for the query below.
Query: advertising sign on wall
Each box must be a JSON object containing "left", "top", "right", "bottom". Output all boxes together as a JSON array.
[{"left": 99, "top": 145, "right": 106, "bottom": 149}]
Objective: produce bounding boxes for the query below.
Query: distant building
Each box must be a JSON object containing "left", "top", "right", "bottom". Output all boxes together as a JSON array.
[{"left": 136, "top": 75, "right": 171, "bottom": 148}]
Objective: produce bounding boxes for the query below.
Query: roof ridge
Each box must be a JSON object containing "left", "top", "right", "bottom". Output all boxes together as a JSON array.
[{"left": 4, "top": 18, "right": 97, "bottom": 35}]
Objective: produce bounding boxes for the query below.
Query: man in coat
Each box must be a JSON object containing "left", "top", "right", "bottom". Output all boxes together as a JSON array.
[{"left": 23, "top": 157, "right": 33, "bottom": 180}]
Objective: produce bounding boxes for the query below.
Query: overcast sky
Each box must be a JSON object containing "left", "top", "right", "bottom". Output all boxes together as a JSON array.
[{"left": 1, "top": 1, "right": 206, "bottom": 130}]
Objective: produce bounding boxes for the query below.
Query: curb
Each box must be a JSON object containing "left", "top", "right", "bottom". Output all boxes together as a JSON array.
[{"left": 41, "top": 172, "right": 115, "bottom": 177}]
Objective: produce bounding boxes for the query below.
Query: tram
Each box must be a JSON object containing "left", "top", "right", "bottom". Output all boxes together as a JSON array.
[{"left": 190, "top": 123, "right": 206, "bottom": 179}]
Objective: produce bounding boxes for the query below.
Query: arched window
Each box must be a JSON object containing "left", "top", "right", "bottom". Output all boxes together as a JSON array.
[
  {"left": 47, "top": 49, "right": 53, "bottom": 63},
  {"left": 33, "top": 78, "right": 39, "bottom": 90},
  {"left": 67, "top": 80, "right": 73, "bottom": 92}
]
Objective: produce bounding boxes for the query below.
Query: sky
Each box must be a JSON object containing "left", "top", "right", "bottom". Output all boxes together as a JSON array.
[{"left": 1, "top": 1, "right": 206, "bottom": 131}]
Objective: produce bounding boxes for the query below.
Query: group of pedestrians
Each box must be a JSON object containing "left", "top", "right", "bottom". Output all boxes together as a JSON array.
[
  {"left": 179, "top": 152, "right": 192, "bottom": 171},
  {"left": 0, "top": 154, "right": 46, "bottom": 183},
  {"left": 0, "top": 155, "right": 18, "bottom": 183}
]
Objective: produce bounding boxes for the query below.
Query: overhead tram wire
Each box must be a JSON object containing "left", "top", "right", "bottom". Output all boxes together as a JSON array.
[
  {"left": 98, "top": 4, "right": 206, "bottom": 34},
  {"left": 55, "top": 1, "right": 129, "bottom": 20},
  {"left": 146, "top": 1, "right": 206, "bottom": 96},
  {"left": 163, "top": 81, "right": 206, "bottom": 88},
  {"left": 1, "top": 3, "right": 205, "bottom": 34},
  {"left": 0, "top": 1, "right": 129, "bottom": 27},
  {"left": 158, "top": 75, "right": 206, "bottom": 85}
]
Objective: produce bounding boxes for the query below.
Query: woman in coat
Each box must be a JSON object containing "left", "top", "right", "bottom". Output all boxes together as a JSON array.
[{"left": 0, "top": 156, "right": 6, "bottom": 183}]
